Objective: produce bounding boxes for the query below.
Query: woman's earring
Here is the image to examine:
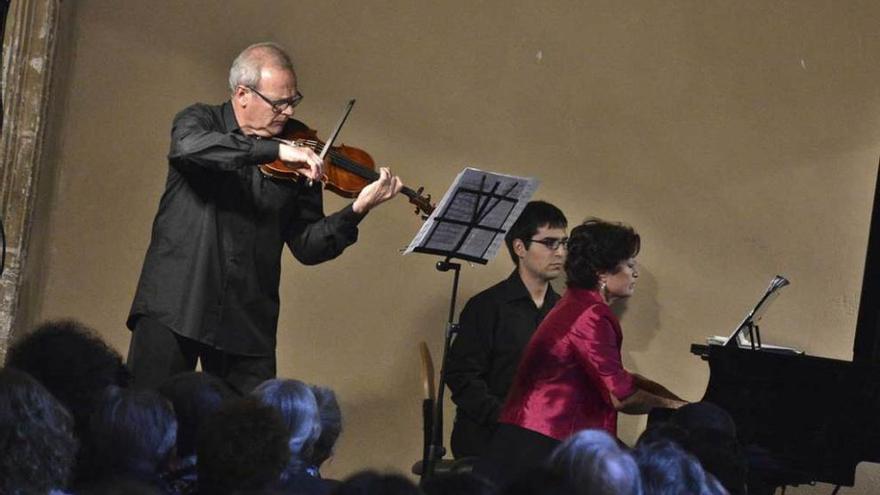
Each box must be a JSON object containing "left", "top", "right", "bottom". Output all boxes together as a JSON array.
[{"left": 599, "top": 280, "right": 607, "bottom": 296}]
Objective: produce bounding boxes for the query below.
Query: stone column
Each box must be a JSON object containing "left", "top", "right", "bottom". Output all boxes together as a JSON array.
[{"left": 0, "top": 0, "right": 60, "bottom": 361}]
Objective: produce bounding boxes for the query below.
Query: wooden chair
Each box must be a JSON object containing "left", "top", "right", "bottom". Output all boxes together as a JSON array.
[{"left": 412, "top": 342, "right": 473, "bottom": 478}]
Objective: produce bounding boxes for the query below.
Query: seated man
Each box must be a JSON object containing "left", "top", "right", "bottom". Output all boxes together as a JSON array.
[{"left": 446, "top": 200, "right": 567, "bottom": 458}]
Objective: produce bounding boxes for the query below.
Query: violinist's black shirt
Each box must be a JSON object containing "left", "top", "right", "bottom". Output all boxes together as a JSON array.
[{"left": 128, "top": 101, "right": 363, "bottom": 356}]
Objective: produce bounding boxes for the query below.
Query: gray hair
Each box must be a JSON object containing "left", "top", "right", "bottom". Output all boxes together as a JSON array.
[
  {"left": 251, "top": 378, "right": 321, "bottom": 474},
  {"left": 228, "top": 42, "right": 295, "bottom": 92},
  {"left": 548, "top": 429, "right": 642, "bottom": 495}
]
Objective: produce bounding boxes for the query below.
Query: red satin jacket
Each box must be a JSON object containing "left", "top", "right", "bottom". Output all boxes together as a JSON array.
[{"left": 498, "top": 287, "right": 636, "bottom": 440}]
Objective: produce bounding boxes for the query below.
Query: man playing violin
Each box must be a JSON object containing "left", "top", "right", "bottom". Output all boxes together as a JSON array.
[{"left": 126, "top": 42, "right": 403, "bottom": 393}]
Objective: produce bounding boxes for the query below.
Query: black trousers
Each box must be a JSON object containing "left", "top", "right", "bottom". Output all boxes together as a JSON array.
[
  {"left": 451, "top": 414, "right": 495, "bottom": 459},
  {"left": 126, "top": 316, "right": 276, "bottom": 395},
  {"left": 474, "top": 423, "right": 561, "bottom": 489}
]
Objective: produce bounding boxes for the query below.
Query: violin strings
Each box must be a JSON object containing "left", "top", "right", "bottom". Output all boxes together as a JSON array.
[
  {"left": 296, "top": 139, "right": 421, "bottom": 200},
  {"left": 296, "top": 139, "right": 376, "bottom": 179}
]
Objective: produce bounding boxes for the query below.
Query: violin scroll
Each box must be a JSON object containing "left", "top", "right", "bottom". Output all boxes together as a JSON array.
[{"left": 411, "top": 187, "right": 434, "bottom": 219}]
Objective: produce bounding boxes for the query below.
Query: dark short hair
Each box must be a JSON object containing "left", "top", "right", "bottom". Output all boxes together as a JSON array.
[
  {"left": 670, "top": 403, "right": 747, "bottom": 495},
  {"left": 670, "top": 401, "right": 736, "bottom": 439},
  {"left": 6, "top": 319, "right": 129, "bottom": 434},
  {"left": 332, "top": 470, "right": 422, "bottom": 495},
  {"left": 0, "top": 367, "right": 78, "bottom": 494},
  {"left": 636, "top": 423, "right": 690, "bottom": 449},
  {"left": 197, "top": 397, "right": 291, "bottom": 494},
  {"left": 309, "top": 385, "right": 343, "bottom": 469},
  {"left": 637, "top": 421, "right": 746, "bottom": 495},
  {"left": 88, "top": 385, "right": 177, "bottom": 479},
  {"left": 158, "top": 371, "right": 235, "bottom": 458},
  {"left": 635, "top": 441, "right": 720, "bottom": 495},
  {"left": 565, "top": 219, "right": 640, "bottom": 289},
  {"left": 505, "top": 201, "right": 567, "bottom": 265}
]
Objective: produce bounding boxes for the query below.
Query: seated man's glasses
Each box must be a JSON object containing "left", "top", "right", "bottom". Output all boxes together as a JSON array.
[
  {"left": 526, "top": 237, "right": 569, "bottom": 250},
  {"left": 245, "top": 85, "right": 304, "bottom": 114}
]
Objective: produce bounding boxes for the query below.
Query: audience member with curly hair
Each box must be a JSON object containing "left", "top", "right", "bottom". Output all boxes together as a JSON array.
[
  {"left": 197, "top": 397, "right": 291, "bottom": 495},
  {"left": 0, "top": 367, "right": 78, "bottom": 495},
  {"left": 6, "top": 320, "right": 130, "bottom": 435},
  {"left": 7, "top": 320, "right": 131, "bottom": 485}
]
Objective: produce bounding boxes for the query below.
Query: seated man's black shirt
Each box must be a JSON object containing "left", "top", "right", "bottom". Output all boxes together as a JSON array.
[{"left": 446, "top": 270, "right": 560, "bottom": 458}]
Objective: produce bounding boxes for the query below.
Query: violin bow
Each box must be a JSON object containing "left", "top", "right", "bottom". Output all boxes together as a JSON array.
[{"left": 319, "top": 99, "right": 356, "bottom": 161}]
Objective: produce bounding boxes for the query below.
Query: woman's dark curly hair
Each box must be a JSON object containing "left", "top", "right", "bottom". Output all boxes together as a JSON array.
[
  {"left": 0, "top": 367, "right": 78, "bottom": 494},
  {"left": 6, "top": 319, "right": 130, "bottom": 435},
  {"left": 197, "top": 397, "right": 291, "bottom": 493},
  {"left": 565, "top": 218, "right": 640, "bottom": 289}
]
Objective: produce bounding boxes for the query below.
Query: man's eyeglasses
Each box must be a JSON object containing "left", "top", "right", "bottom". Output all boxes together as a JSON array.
[
  {"left": 526, "top": 237, "right": 569, "bottom": 250},
  {"left": 245, "top": 86, "right": 303, "bottom": 113}
]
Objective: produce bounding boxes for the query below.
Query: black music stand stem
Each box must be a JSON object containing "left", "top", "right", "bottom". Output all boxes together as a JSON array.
[
  {"left": 415, "top": 174, "right": 526, "bottom": 480},
  {"left": 425, "top": 258, "right": 460, "bottom": 476}
]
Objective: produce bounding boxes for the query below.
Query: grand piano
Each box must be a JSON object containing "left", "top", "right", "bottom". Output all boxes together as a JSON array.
[
  {"left": 691, "top": 343, "right": 880, "bottom": 492},
  {"left": 686, "top": 164, "right": 880, "bottom": 493}
]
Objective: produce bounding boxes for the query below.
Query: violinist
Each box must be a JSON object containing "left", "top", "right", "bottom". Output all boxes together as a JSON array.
[{"left": 126, "top": 42, "right": 403, "bottom": 393}]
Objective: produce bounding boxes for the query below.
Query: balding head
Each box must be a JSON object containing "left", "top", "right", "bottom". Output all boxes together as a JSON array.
[
  {"left": 229, "top": 42, "right": 295, "bottom": 93},
  {"left": 229, "top": 42, "right": 300, "bottom": 137}
]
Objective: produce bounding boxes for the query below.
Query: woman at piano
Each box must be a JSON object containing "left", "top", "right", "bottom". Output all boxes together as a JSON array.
[{"left": 475, "top": 218, "right": 688, "bottom": 485}]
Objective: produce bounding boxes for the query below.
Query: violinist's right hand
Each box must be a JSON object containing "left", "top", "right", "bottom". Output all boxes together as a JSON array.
[{"left": 278, "top": 143, "right": 323, "bottom": 181}]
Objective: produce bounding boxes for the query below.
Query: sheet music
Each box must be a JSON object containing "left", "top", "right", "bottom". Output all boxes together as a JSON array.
[{"left": 404, "top": 167, "right": 539, "bottom": 263}]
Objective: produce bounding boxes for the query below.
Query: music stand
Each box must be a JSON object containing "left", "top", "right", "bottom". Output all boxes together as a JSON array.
[
  {"left": 406, "top": 167, "right": 538, "bottom": 479},
  {"left": 725, "top": 275, "right": 790, "bottom": 350}
]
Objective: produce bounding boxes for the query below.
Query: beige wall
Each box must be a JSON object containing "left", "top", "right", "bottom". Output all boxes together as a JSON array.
[{"left": 27, "top": 0, "right": 880, "bottom": 491}]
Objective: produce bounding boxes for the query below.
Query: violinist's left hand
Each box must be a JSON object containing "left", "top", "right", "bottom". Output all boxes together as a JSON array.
[{"left": 352, "top": 167, "right": 404, "bottom": 214}]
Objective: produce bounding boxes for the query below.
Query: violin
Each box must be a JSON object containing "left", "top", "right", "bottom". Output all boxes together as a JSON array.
[{"left": 260, "top": 120, "right": 435, "bottom": 218}]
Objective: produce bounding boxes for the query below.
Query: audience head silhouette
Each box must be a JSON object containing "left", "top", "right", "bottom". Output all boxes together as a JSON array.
[{"left": 0, "top": 367, "right": 78, "bottom": 494}]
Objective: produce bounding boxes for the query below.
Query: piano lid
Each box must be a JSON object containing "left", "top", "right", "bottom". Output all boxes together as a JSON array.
[{"left": 854, "top": 161, "right": 880, "bottom": 362}]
